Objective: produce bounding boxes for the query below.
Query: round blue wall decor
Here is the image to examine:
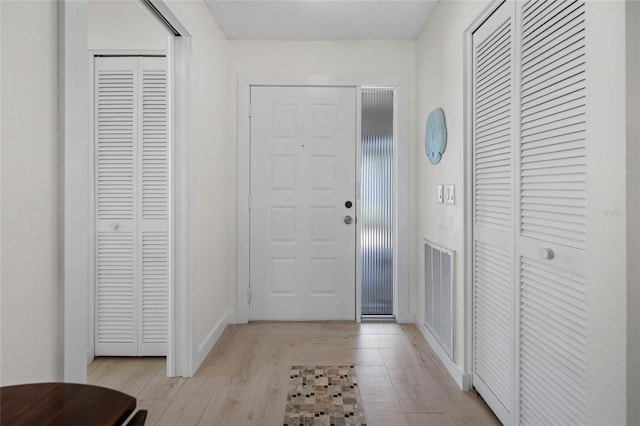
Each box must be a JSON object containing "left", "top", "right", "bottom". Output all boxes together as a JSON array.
[{"left": 425, "top": 108, "right": 447, "bottom": 165}]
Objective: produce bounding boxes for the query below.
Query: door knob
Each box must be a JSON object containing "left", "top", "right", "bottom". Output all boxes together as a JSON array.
[
  {"left": 344, "top": 215, "right": 353, "bottom": 225},
  {"left": 538, "top": 247, "right": 554, "bottom": 260},
  {"left": 109, "top": 223, "right": 120, "bottom": 231}
]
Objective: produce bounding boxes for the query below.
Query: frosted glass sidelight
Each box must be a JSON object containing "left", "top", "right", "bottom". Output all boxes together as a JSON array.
[{"left": 361, "top": 89, "right": 394, "bottom": 316}]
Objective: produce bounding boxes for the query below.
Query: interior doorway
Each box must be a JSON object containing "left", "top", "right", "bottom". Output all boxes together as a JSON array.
[{"left": 63, "top": 0, "right": 194, "bottom": 381}]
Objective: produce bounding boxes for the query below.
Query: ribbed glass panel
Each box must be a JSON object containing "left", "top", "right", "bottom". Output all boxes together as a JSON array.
[{"left": 361, "top": 89, "right": 393, "bottom": 316}]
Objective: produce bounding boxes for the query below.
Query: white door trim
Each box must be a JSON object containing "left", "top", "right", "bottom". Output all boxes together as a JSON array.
[
  {"left": 463, "top": 0, "right": 508, "bottom": 391},
  {"left": 61, "top": 0, "right": 195, "bottom": 381},
  {"left": 236, "top": 75, "right": 410, "bottom": 324}
]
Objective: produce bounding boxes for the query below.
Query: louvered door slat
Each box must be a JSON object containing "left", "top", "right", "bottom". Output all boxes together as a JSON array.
[
  {"left": 519, "top": 0, "right": 586, "bottom": 246},
  {"left": 96, "top": 67, "right": 135, "bottom": 220},
  {"left": 519, "top": 0, "right": 587, "bottom": 248},
  {"left": 521, "top": 0, "right": 563, "bottom": 34},
  {"left": 474, "top": 241, "right": 513, "bottom": 411},
  {"left": 474, "top": 11, "right": 513, "bottom": 233},
  {"left": 478, "top": 88, "right": 510, "bottom": 109},
  {"left": 521, "top": 138, "right": 584, "bottom": 157},
  {"left": 522, "top": 1, "right": 583, "bottom": 51},
  {"left": 519, "top": 256, "right": 587, "bottom": 425},
  {"left": 139, "top": 231, "right": 168, "bottom": 355},
  {"left": 95, "top": 231, "right": 137, "bottom": 355},
  {"left": 140, "top": 63, "right": 168, "bottom": 220}
]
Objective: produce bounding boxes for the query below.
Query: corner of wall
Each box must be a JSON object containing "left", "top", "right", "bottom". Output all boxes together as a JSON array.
[
  {"left": 193, "top": 311, "right": 236, "bottom": 374},
  {"left": 415, "top": 322, "right": 471, "bottom": 391}
]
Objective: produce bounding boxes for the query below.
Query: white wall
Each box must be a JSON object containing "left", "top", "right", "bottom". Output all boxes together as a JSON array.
[
  {"left": 415, "top": 0, "right": 630, "bottom": 423},
  {"left": 0, "top": 0, "right": 61, "bottom": 385},
  {"left": 87, "top": 0, "right": 166, "bottom": 51},
  {"left": 165, "top": 1, "right": 234, "bottom": 362},
  {"left": 229, "top": 40, "right": 416, "bottom": 78},
  {"left": 627, "top": 2, "right": 640, "bottom": 424},
  {"left": 585, "top": 2, "right": 627, "bottom": 423},
  {"left": 414, "top": 0, "right": 489, "bottom": 371},
  {"left": 228, "top": 41, "right": 416, "bottom": 157}
]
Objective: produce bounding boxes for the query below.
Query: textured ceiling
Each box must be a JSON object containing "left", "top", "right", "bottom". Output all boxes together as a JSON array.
[{"left": 204, "top": 1, "right": 439, "bottom": 40}]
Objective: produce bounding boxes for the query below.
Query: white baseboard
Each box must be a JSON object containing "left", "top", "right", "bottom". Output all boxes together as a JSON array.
[
  {"left": 416, "top": 322, "right": 472, "bottom": 391},
  {"left": 395, "top": 311, "right": 416, "bottom": 323},
  {"left": 194, "top": 311, "right": 236, "bottom": 371},
  {"left": 87, "top": 349, "right": 94, "bottom": 366}
]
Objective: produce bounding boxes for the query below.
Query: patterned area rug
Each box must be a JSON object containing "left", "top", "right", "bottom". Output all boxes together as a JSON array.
[{"left": 284, "top": 366, "right": 367, "bottom": 426}]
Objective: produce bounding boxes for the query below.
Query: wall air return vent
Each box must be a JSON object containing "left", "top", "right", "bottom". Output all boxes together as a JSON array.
[{"left": 424, "top": 239, "right": 454, "bottom": 360}]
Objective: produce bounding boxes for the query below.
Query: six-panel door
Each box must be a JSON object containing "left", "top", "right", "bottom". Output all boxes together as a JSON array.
[{"left": 249, "top": 86, "right": 357, "bottom": 320}]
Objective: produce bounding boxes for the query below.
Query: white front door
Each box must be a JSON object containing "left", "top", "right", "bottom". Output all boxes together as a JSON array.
[{"left": 249, "top": 86, "right": 357, "bottom": 320}]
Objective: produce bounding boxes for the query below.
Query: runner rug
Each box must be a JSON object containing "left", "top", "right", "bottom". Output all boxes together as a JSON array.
[{"left": 283, "top": 365, "right": 367, "bottom": 426}]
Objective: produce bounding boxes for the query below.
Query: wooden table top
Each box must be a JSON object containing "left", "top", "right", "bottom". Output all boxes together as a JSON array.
[{"left": 0, "top": 382, "right": 136, "bottom": 426}]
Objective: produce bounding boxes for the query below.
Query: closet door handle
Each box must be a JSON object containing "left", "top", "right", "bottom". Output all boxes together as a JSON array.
[
  {"left": 538, "top": 247, "right": 554, "bottom": 260},
  {"left": 109, "top": 223, "right": 120, "bottom": 231}
]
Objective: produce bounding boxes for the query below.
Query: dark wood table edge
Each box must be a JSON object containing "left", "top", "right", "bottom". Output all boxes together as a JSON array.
[{"left": 1, "top": 382, "right": 137, "bottom": 426}]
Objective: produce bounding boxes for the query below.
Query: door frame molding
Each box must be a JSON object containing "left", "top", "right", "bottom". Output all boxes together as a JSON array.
[
  {"left": 463, "top": 0, "right": 507, "bottom": 392},
  {"left": 60, "top": 0, "right": 194, "bottom": 381},
  {"left": 236, "top": 75, "right": 410, "bottom": 323}
]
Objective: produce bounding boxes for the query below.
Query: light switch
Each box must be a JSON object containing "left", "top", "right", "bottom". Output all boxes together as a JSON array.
[
  {"left": 445, "top": 184, "right": 455, "bottom": 204},
  {"left": 437, "top": 185, "right": 444, "bottom": 203}
]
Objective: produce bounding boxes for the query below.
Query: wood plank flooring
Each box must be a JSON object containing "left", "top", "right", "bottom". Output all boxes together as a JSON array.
[{"left": 88, "top": 322, "right": 499, "bottom": 425}]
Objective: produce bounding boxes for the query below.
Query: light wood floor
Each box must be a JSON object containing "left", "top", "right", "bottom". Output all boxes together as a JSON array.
[{"left": 88, "top": 322, "right": 499, "bottom": 425}]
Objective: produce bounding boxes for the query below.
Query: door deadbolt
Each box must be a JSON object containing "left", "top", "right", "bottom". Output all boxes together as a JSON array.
[{"left": 345, "top": 200, "right": 353, "bottom": 208}]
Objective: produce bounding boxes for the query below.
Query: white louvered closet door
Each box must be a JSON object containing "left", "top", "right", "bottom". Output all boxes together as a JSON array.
[
  {"left": 471, "top": 3, "right": 516, "bottom": 424},
  {"left": 472, "top": 1, "right": 588, "bottom": 425},
  {"left": 95, "top": 56, "right": 168, "bottom": 357},
  {"left": 516, "top": 0, "right": 587, "bottom": 424}
]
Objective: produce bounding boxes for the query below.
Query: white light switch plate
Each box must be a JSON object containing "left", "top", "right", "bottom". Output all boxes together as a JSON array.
[
  {"left": 445, "top": 184, "right": 455, "bottom": 204},
  {"left": 437, "top": 185, "right": 444, "bottom": 203}
]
